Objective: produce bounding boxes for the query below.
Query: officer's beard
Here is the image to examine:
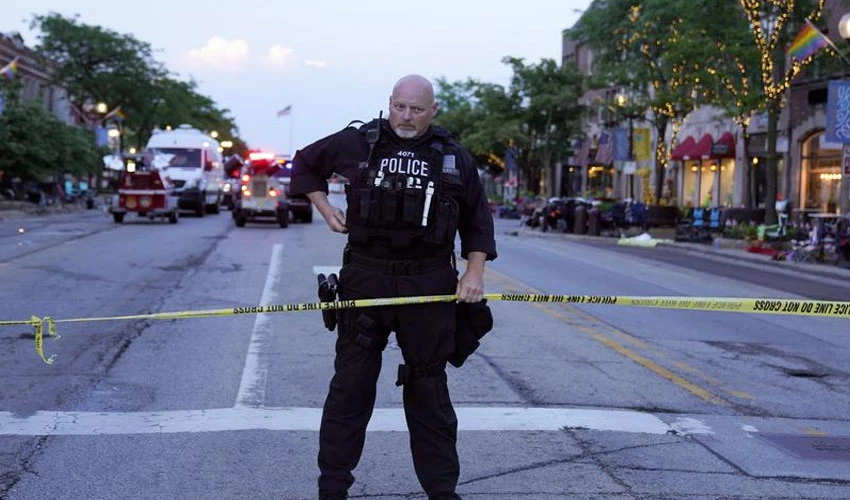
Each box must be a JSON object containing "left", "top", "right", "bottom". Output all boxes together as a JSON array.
[{"left": 393, "top": 125, "right": 419, "bottom": 139}]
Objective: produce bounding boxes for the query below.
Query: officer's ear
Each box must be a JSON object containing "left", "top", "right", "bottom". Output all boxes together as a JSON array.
[{"left": 429, "top": 101, "right": 439, "bottom": 119}]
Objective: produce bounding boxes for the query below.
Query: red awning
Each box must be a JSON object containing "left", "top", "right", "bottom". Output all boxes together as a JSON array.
[
  {"left": 670, "top": 136, "right": 696, "bottom": 161},
  {"left": 688, "top": 133, "right": 715, "bottom": 160},
  {"left": 710, "top": 132, "right": 735, "bottom": 158}
]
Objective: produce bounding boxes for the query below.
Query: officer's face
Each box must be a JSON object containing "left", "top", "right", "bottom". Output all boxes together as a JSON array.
[{"left": 388, "top": 85, "right": 438, "bottom": 139}]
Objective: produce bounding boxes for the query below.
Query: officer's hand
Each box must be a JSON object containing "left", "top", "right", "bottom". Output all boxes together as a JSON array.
[
  {"left": 456, "top": 270, "right": 484, "bottom": 303},
  {"left": 323, "top": 206, "right": 348, "bottom": 233}
]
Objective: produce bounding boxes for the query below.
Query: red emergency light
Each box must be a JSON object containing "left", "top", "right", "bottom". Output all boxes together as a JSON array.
[{"left": 248, "top": 152, "right": 275, "bottom": 161}]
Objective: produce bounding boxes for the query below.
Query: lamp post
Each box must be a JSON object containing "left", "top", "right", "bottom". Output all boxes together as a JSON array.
[
  {"left": 616, "top": 92, "right": 638, "bottom": 200},
  {"left": 760, "top": 8, "right": 782, "bottom": 225},
  {"left": 81, "top": 100, "right": 110, "bottom": 190}
]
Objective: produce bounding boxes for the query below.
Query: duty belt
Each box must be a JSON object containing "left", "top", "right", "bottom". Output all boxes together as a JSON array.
[{"left": 344, "top": 250, "right": 454, "bottom": 275}]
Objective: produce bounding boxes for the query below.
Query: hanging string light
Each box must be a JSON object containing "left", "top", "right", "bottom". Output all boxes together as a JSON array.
[{"left": 738, "top": 0, "right": 827, "bottom": 102}]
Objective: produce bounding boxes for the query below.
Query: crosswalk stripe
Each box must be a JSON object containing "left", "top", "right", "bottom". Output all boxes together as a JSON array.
[{"left": 0, "top": 406, "right": 682, "bottom": 436}]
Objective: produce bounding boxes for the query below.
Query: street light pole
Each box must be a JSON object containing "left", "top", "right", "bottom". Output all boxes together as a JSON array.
[
  {"left": 761, "top": 10, "right": 781, "bottom": 225},
  {"left": 617, "top": 92, "right": 637, "bottom": 200}
]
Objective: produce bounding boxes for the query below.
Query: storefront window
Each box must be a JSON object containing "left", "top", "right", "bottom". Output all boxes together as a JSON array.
[
  {"left": 717, "top": 159, "right": 735, "bottom": 206},
  {"left": 699, "top": 164, "right": 713, "bottom": 206},
  {"left": 800, "top": 132, "right": 841, "bottom": 212},
  {"left": 587, "top": 165, "right": 614, "bottom": 197},
  {"left": 683, "top": 161, "right": 698, "bottom": 206}
]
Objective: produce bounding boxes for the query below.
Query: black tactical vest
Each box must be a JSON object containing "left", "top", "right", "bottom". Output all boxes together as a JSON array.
[{"left": 345, "top": 120, "right": 461, "bottom": 257}]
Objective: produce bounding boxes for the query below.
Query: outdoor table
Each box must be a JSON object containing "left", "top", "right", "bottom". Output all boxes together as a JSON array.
[
  {"left": 808, "top": 213, "right": 847, "bottom": 259},
  {"left": 792, "top": 208, "right": 819, "bottom": 226}
]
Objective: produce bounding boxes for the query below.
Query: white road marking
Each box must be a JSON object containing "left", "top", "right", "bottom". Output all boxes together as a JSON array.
[
  {"left": 313, "top": 265, "right": 342, "bottom": 277},
  {"left": 669, "top": 417, "right": 714, "bottom": 435},
  {"left": 235, "top": 243, "right": 284, "bottom": 407},
  {"left": 0, "top": 406, "right": 677, "bottom": 436}
]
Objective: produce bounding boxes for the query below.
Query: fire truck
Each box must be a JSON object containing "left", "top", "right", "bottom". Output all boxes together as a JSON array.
[
  {"left": 232, "top": 152, "right": 290, "bottom": 228},
  {"left": 109, "top": 159, "right": 179, "bottom": 224}
]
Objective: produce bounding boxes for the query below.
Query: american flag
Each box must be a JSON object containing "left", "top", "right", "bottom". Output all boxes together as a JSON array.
[
  {"left": 595, "top": 131, "right": 614, "bottom": 165},
  {"left": 576, "top": 137, "right": 591, "bottom": 167},
  {"left": 276, "top": 105, "right": 292, "bottom": 117}
]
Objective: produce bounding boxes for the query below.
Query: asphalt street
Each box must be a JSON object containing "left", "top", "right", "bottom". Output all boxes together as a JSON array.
[{"left": 0, "top": 197, "right": 848, "bottom": 500}]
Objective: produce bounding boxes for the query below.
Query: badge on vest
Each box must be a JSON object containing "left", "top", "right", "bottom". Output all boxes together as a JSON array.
[{"left": 442, "top": 155, "right": 459, "bottom": 176}]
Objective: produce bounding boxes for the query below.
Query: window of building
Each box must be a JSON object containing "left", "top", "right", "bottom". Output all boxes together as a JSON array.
[{"left": 800, "top": 131, "right": 841, "bottom": 212}]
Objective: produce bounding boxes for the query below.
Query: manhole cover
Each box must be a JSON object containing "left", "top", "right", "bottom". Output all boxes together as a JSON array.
[{"left": 759, "top": 433, "right": 850, "bottom": 461}]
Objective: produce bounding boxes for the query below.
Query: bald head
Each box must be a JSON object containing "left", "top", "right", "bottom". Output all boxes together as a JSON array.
[
  {"left": 392, "top": 75, "right": 435, "bottom": 102},
  {"left": 388, "top": 74, "right": 438, "bottom": 139}
]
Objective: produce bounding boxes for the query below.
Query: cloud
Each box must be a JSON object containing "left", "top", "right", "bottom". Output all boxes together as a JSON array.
[
  {"left": 263, "top": 45, "right": 296, "bottom": 68},
  {"left": 305, "top": 60, "right": 327, "bottom": 69},
  {"left": 186, "top": 36, "right": 250, "bottom": 70}
]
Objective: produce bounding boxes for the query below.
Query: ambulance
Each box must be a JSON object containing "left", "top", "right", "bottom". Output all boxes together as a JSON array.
[{"left": 144, "top": 125, "right": 223, "bottom": 217}]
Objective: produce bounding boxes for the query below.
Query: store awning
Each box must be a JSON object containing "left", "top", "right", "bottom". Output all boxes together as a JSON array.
[
  {"left": 710, "top": 132, "right": 735, "bottom": 158},
  {"left": 670, "top": 136, "right": 696, "bottom": 161},
  {"left": 688, "top": 133, "right": 715, "bottom": 160}
]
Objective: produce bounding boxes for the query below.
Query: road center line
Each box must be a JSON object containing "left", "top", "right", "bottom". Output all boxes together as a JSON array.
[
  {"left": 483, "top": 266, "right": 733, "bottom": 407},
  {"left": 235, "top": 243, "right": 284, "bottom": 408},
  {"left": 0, "top": 406, "right": 678, "bottom": 436}
]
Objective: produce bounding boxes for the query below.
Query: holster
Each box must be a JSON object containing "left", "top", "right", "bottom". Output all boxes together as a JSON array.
[
  {"left": 317, "top": 273, "right": 339, "bottom": 331},
  {"left": 448, "top": 299, "right": 494, "bottom": 368}
]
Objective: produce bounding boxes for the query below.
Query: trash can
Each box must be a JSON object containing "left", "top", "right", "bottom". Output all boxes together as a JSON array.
[
  {"left": 574, "top": 204, "right": 587, "bottom": 234},
  {"left": 587, "top": 207, "right": 601, "bottom": 236}
]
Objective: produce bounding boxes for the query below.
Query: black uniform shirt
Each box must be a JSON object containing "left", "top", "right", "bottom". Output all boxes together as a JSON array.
[{"left": 291, "top": 120, "right": 497, "bottom": 261}]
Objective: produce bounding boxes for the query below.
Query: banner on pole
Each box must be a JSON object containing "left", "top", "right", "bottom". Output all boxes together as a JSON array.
[
  {"left": 825, "top": 80, "right": 850, "bottom": 143},
  {"left": 632, "top": 127, "right": 652, "bottom": 162}
]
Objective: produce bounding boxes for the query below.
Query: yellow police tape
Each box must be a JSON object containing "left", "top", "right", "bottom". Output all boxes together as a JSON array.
[{"left": 2, "top": 293, "right": 849, "bottom": 365}]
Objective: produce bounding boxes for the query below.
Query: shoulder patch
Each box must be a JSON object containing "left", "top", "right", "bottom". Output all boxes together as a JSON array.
[{"left": 442, "top": 154, "right": 459, "bottom": 176}]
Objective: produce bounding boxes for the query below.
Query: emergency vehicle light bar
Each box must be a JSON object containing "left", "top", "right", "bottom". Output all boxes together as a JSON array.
[{"left": 249, "top": 152, "right": 275, "bottom": 161}]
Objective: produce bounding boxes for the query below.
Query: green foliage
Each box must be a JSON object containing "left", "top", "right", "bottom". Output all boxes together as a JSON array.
[
  {"left": 0, "top": 102, "right": 101, "bottom": 181},
  {"left": 434, "top": 57, "right": 584, "bottom": 195},
  {"left": 30, "top": 13, "right": 164, "bottom": 131},
  {"left": 30, "top": 13, "right": 241, "bottom": 147},
  {"left": 139, "top": 76, "right": 241, "bottom": 150},
  {"left": 3, "top": 12, "right": 245, "bottom": 183}
]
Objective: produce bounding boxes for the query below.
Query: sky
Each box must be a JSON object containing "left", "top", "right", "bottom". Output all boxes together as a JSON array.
[{"left": 6, "top": 0, "right": 592, "bottom": 154}]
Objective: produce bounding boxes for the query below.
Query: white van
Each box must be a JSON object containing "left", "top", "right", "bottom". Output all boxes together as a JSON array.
[{"left": 144, "top": 124, "right": 223, "bottom": 217}]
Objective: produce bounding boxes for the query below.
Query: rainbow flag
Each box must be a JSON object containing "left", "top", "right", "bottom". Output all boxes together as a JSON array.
[
  {"left": 0, "top": 57, "right": 19, "bottom": 78},
  {"left": 104, "top": 105, "right": 127, "bottom": 121},
  {"left": 787, "top": 19, "right": 830, "bottom": 61}
]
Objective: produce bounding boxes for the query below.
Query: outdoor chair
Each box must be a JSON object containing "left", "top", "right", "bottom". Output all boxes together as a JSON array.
[{"left": 674, "top": 207, "right": 710, "bottom": 242}]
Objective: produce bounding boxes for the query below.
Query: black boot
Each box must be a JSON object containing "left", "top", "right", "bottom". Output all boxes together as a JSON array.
[{"left": 318, "top": 489, "right": 347, "bottom": 500}]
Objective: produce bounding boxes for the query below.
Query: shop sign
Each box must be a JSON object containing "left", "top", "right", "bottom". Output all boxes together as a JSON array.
[
  {"left": 826, "top": 80, "right": 850, "bottom": 143},
  {"left": 710, "top": 143, "right": 729, "bottom": 156}
]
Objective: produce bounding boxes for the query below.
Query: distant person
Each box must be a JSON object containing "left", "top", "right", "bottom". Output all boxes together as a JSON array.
[{"left": 291, "top": 74, "right": 497, "bottom": 500}]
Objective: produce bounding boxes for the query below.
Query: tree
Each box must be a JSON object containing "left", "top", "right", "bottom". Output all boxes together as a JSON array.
[
  {"left": 0, "top": 101, "right": 101, "bottom": 183},
  {"left": 31, "top": 13, "right": 165, "bottom": 136},
  {"left": 503, "top": 57, "right": 584, "bottom": 196},
  {"left": 737, "top": 0, "right": 827, "bottom": 224},
  {"left": 30, "top": 13, "right": 243, "bottom": 156},
  {"left": 435, "top": 57, "right": 584, "bottom": 197},
  {"left": 143, "top": 76, "right": 242, "bottom": 151},
  {"left": 570, "top": 0, "right": 705, "bottom": 203},
  {"left": 435, "top": 77, "right": 519, "bottom": 173},
  {"left": 674, "top": 0, "right": 765, "bottom": 208}
]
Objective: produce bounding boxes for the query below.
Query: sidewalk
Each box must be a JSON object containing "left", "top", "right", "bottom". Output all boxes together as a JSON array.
[
  {"left": 0, "top": 197, "right": 106, "bottom": 221},
  {"left": 511, "top": 225, "right": 850, "bottom": 283}
]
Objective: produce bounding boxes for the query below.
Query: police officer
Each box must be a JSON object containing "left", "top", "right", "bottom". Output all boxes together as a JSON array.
[{"left": 291, "top": 74, "right": 497, "bottom": 500}]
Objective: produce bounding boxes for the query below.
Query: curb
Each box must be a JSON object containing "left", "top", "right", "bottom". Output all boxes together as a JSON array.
[{"left": 507, "top": 227, "right": 850, "bottom": 284}]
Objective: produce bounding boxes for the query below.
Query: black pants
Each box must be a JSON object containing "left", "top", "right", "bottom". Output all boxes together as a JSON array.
[{"left": 318, "top": 256, "right": 459, "bottom": 496}]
